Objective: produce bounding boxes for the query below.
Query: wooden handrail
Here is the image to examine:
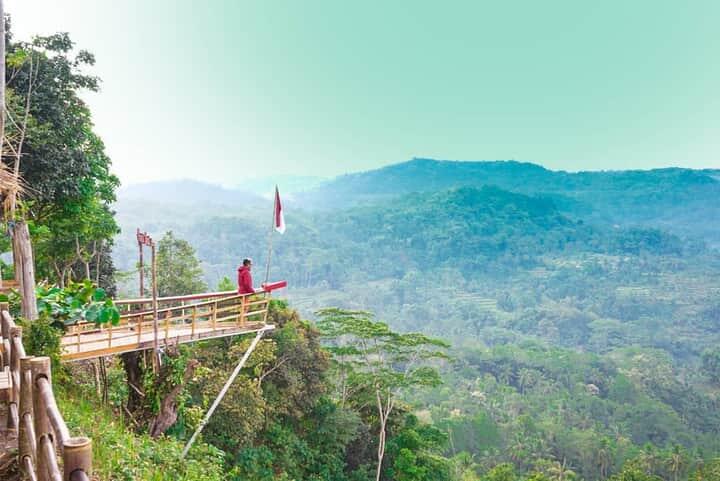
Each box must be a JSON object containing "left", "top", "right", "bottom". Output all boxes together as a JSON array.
[
  {"left": 115, "top": 281, "right": 287, "bottom": 309},
  {"left": 113, "top": 291, "right": 261, "bottom": 322},
  {"left": 66, "top": 293, "right": 267, "bottom": 337},
  {"left": 115, "top": 290, "right": 238, "bottom": 308},
  {"left": 0, "top": 303, "right": 92, "bottom": 480},
  {"left": 61, "top": 289, "right": 275, "bottom": 361}
]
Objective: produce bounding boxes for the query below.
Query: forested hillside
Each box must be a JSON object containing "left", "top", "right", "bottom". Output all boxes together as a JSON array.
[
  {"left": 299, "top": 159, "right": 720, "bottom": 246},
  {"left": 112, "top": 159, "right": 720, "bottom": 480}
]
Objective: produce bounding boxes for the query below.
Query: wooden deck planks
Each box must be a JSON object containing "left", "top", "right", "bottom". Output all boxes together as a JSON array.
[{"left": 61, "top": 322, "right": 272, "bottom": 361}]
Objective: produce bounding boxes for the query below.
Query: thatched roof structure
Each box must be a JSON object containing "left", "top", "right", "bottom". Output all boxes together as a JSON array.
[
  {"left": 0, "top": 163, "right": 21, "bottom": 193},
  {"left": 0, "top": 162, "right": 24, "bottom": 218}
]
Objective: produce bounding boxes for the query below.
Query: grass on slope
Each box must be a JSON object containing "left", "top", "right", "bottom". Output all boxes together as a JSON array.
[{"left": 58, "top": 389, "right": 226, "bottom": 481}]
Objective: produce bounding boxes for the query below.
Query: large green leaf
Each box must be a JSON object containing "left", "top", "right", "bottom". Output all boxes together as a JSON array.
[{"left": 85, "top": 304, "right": 100, "bottom": 322}]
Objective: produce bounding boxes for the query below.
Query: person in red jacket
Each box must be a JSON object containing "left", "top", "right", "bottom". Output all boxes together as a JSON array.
[{"left": 237, "top": 258, "right": 256, "bottom": 294}]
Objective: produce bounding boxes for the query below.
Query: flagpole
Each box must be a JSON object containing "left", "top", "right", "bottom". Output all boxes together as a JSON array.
[{"left": 263, "top": 186, "right": 277, "bottom": 286}]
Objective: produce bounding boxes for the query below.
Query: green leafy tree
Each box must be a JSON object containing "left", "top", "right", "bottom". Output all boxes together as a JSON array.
[
  {"left": 385, "top": 414, "right": 452, "bottom": 481},
  {"left": 156, "top": 231, "right": 207, "bottom": 296},
  {"left": 701, "top": 348, "right": 720, "bottom": 385},
  {"left": 217, "top": 275, "right": 235, "bottom": 291},
  {"left": 609, "top": 465, "right": 663, "bottom": 481},
  {"left": 317, "top": 308, "right": 449, "bottom": 481},
  {"left": 4, "top": 30, "right": 120, "bottom": 291},
  {"left": 483, "top": 463, "right": 518, "bottom": 481}
]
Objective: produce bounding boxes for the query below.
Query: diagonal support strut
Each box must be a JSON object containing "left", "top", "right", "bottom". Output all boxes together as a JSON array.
[{"left": 181, "top": 325, "right": 274, "bottom": 458}]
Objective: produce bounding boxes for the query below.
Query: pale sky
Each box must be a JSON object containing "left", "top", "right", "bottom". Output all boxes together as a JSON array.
[{"left": 7, "top": 0, "right": 720, "bottom": 186}]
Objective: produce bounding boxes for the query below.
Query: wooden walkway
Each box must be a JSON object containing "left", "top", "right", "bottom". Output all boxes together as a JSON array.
[{"left": 62, "top": 290, "right": 276, "bottom": 361}]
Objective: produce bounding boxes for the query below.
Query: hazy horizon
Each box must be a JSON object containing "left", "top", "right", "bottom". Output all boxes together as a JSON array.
[
  {"left": 117, "top": 157, "right": 720, "bottom": 190},
  {"left": 8, "top": 0, "right": 720, "bottom": 186}
]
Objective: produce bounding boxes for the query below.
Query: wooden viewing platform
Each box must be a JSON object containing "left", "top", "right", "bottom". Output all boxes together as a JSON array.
[{"left": 61, "top": 286, "right": 284, "bottom": 361}]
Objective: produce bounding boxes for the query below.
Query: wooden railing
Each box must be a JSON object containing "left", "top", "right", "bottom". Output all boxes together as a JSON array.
[
  {"left": 114, "top": 289, "right": 240, "bottom": 313},
  {"left": 0, "top": 279, "right": 19, "bottom": 293},
  {"left": 62, "top": 291, "right": 275, "bottom": 361},
  {"left": 0, "top": 303, "right": 92, "bottom": 481},
  {"left": 114, "top": 281, "right": 287, "bottom": 314}
]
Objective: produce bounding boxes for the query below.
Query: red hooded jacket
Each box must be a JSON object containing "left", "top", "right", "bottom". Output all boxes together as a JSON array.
[{"left": 237, "top": 265, "right": 255, "bottom": 294}]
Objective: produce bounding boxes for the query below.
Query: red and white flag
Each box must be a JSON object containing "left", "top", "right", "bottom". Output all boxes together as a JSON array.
[{"left": 274, "top": 186, "right": 286, "bottom": 234}]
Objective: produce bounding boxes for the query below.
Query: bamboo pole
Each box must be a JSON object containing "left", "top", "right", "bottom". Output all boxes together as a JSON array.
[
  {"left": 137, "top": 229, "right": 144, "bottom": 297},
  {"left": 63, "top": 437, "right": 92, "bottom": 481},
  {"left": 19, "top": 356, "right": 35, "bottom": 475},
  {"left": 7, "top": 325, "right": 22, "bottom": 430},
  {"left": 151, "top": 242, "right": 159, "bottom": 370},
  {"left": 181, "top": 326, "right": 272, "bottom": 458},
  {"left": 263, "top": 186, "right": 277, "bottom": 286},
  {"left": 39, "top": 435, "right": 62, "bottom": 481},
  {"left": 212, "top": 301, "right": 217, "bottom": 329},
  {"left": 37, "top": 377, "right": 70, "bottom": 449},
  {"left": 31, "top": 357, "right": 52, "bottom": 481},
  {"left": 191, "top": 305, "right": 196, "bottom": 337}
]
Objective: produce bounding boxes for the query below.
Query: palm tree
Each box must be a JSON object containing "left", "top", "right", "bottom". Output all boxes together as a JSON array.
[
  {"left": 597, "top": 445, "right": 612, "bottom": 479},
  {"left": 667, "top": 445, "right": 686, "bottom": 481},
  {"left": 547, "top": 458, "right": 576, "bottom": 481},
  {"left": 452, "top": 452, "right": 478, "bottom": 479}
]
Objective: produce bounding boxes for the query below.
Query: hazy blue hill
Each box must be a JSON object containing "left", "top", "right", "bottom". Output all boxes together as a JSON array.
[
  {"left": 118, "top": 180, "right": 266, "bottom": 207},
  {"left": 233, "top": 175, "right": 329, "bottom": 196},
  {"left": 300, "top": 158, "right": 719, "bottom": 204},
  {"left": 298, "top": 158, "right": 720, "bottom": 245},
  {"left": 298, "top": 158, "right": 555, "bottom": 207},
  {"left": 114, "top": 185, "right": 687, "bottom": 292}
]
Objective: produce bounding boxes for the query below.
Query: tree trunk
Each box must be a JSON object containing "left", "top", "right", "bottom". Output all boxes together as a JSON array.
[
  {"left": 375, "top": 391, "right": 390, "bottom": 481},
  {"left": 92, "top": 360, "right": 102, "bottom": 398},
  {"left": 376, "top": 416, "right": 387, "bottom": 481},
  {"left": 13, "top": 221, "right": 38, "bottom": 320},
  {"left": 149, "top": 359, "right": 198, "bottom": 438},
  {"left": 0, "top": 0, "right": 5, "bottom": 157},
  {"left": 121, "top": 351, "right": 145, "bottom": 414}
]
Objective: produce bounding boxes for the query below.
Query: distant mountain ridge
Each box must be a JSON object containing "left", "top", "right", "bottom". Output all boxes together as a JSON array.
[
  {"left": 299, "top": 158, "right": 719, "bottom": 205},
  {"left": 297, "top": 158, "right": 720, "bottom": 245},
  {"left": 118, "top": 180, "right": 266, "bottom": 207},
  {"left": 119, "top": 175, "right": 327, "bottom": 206}
]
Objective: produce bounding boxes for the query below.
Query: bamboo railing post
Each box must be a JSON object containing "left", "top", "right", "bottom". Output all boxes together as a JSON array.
[
  {"left": 263, "top": 292, "right": 271, "bottom": 325},
  {"left": 7, "top": 325, "right": 22, "bottom": 430},
  {"left": 76, "top": 326, "right": 81, "bottom": 355},
  {"left": 191, "top": 305, "right": 196, "bottom": 337},
  {"left": 63, "top": 437, "right": 92, "bottom": 481},
  {"left": 19, "top": 356, "right": 36, "bottom": 476},
  {"left": 31, "top": 356, "right": 53, "bottom": 481},
  {"left": 2, "top": 335, "right": 10, "bottom": 371},
  {"left": 0, "top": 341, "right": 5, "bottom": 407},
  {"left": 212, "top": 301, "right": 217, "bottom": 329},
  {"left": 240, "top": 296, "right": 247, "bottom": 327},
  {"left": 164, "top": 310, "right": 170, "bottom": 343},
  {"left": 1, "top": 303, "right": 9, "bottom": 369},
  {"left": 137, "top": 314, "right": 142, "bottom": 343}
]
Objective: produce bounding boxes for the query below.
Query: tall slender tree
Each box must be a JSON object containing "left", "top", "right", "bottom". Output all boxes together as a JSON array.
[{"left": 317, "top": 308, "right": 449, "bottom": 481}]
